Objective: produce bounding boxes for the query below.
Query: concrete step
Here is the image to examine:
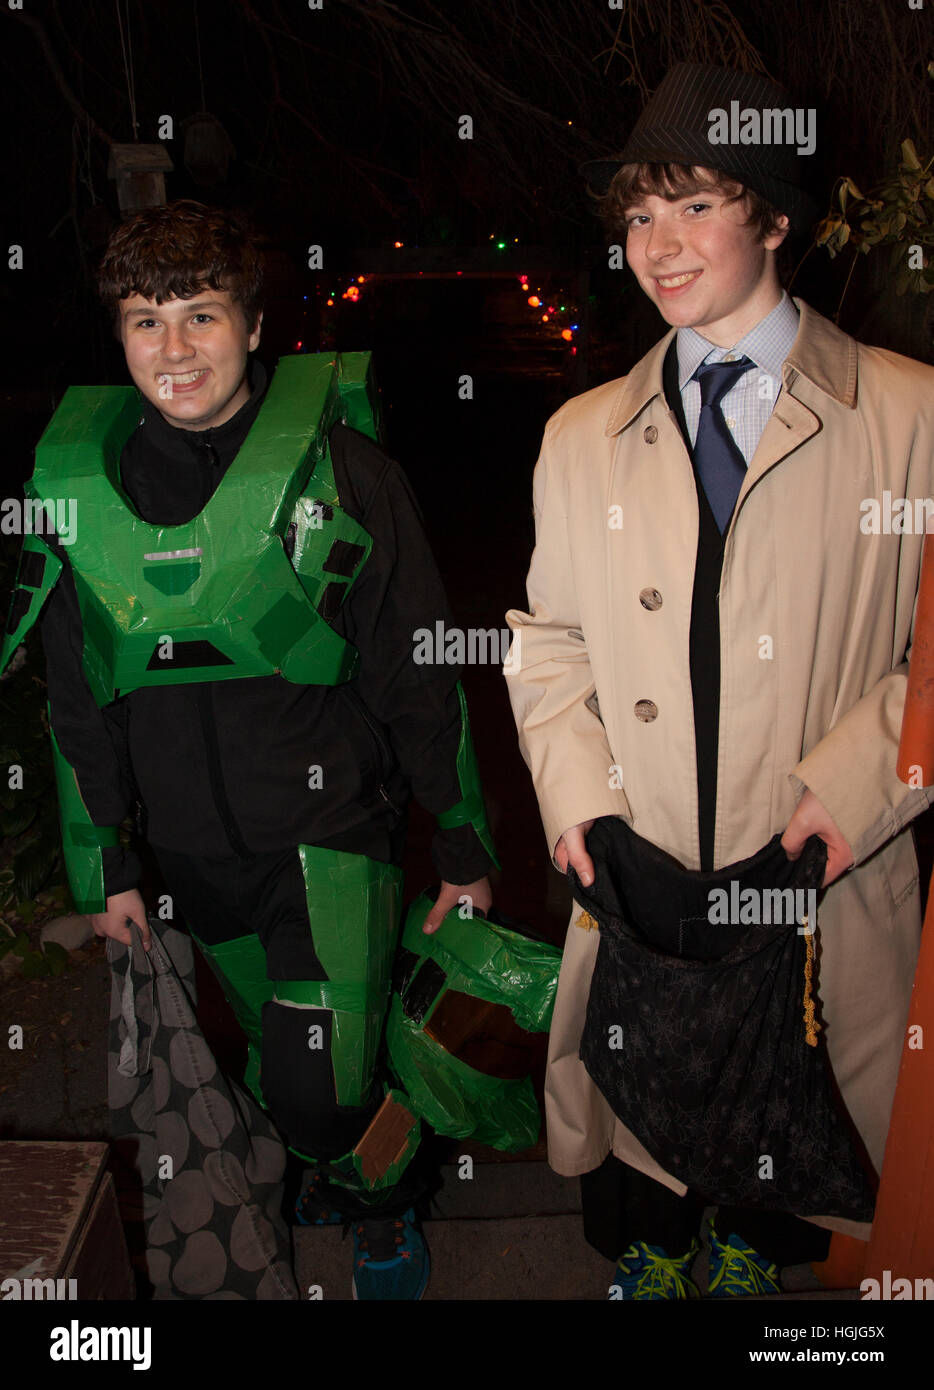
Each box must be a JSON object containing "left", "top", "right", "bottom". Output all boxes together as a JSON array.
[
  {"left": 429, "top": 1158, "right": 581, "bottom": 1220},
  {"left": 292, "top": 1212, "right": 857, "bottom": 1302},
  {"left": 292, "top": 1159, "right": 856, "bottom": 1301},
  {"left": 293, "top": 1212, "right": 608, "bottom": 1300}
]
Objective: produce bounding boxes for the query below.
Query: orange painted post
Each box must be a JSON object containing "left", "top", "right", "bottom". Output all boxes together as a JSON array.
[
  {"left": 864, "top": 529, "right": 934, "bottom": 1284},
  {"left": 811, "top": 1233, "right": 867, "bottom": 1291},
  {"left": 814, "top": 530, "right": 934, "bottom": 1291}
]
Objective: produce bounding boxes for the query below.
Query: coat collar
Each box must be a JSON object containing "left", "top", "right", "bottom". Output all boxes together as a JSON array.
[{"left": 603, "top": 297, "right": 857, "bottom": 437}]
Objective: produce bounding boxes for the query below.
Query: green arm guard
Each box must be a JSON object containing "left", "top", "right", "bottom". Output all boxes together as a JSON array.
[
  {"left": 2, "top": 537, "right": 117, "bottom": 914},
  {"left": 436, "top": 682, "right": 500, "bottom": 870},
  {"left": 48, "top": 713, "right": 119, "bottom": 915},
  {"left": 1, "top": 533, "right": 62, "bottom": 676}
]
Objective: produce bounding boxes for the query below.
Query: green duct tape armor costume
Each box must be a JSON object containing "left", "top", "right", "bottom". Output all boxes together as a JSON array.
[{"left": 0, "top": 350, "right": 529, "bottom": 1195}]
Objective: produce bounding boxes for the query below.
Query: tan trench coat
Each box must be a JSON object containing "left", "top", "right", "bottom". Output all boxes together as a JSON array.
[{"left": 505, "top": 299, "right": 934, "bottom": 1238}]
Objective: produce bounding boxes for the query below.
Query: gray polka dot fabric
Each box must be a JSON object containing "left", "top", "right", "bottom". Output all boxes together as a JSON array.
[{"left": 107, "top": 918, "right": 298, "bottom": 1300}]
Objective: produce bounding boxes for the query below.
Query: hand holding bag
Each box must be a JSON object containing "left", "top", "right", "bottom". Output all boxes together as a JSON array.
[{"left": 107, "top": 917, "right": 299, "bottom": 1300}]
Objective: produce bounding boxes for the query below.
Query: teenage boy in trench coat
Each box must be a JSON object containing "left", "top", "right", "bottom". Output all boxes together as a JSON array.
[{"left": 505, "top": 63, "right": 934, "bottom": 1297}]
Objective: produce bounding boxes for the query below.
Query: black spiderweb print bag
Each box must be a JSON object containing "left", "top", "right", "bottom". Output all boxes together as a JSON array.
[{"left": 570, "top": 817, "right": 875, "bottom": 1220}]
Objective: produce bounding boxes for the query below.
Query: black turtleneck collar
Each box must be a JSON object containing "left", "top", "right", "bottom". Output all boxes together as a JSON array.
[{"left": 119, "top": 357, "right": 269, "bottom": 526}]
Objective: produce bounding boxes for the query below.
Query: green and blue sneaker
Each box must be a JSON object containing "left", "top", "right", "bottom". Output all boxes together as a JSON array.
[
  {"left": 352, "top": 1208, "right": 429, "bottom": 1301},
  {"left": 706, "top": 1220, "right": 782, "bottom": 1298},
  {"left": 609, "top": 1238, "right": 701, "bottom": 1299}
]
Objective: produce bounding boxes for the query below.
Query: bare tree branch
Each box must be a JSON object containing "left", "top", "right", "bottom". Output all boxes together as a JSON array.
[{"left": 10, "top": 9, "right": 114, "bottom": 147}]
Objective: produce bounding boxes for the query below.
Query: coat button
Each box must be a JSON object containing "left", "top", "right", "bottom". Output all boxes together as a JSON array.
[
  {"left": 639, "top": 587, "right": 663, "bottom": 611},
  {"left": 634, "top": 699, "right": 658, "bottom": 722},
  {"left": 643, "top": 426, "right": 658, "bottom": 444}
]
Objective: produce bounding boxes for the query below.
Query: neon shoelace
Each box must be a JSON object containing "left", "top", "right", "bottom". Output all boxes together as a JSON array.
[
  {"left": 709, "top": 1236, "right": 779, "bottom": 1295},
  {"left": 617, "top": 1245, "right": 696, "bottom": 1298}
]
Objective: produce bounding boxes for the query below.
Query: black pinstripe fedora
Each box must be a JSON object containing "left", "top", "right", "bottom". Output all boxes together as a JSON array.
[{"left": 582, "top": 63, "right": 819, "bottom": 234}]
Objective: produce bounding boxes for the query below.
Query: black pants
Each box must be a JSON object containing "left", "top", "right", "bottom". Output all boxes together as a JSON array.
[{"left": 582, "top": 1153, "right": 831, "bottom": 1268}]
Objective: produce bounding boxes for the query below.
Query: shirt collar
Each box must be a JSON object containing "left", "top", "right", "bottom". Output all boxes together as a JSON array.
[
  {"left": 138, "top": 357, "right": 268, "bottom": 465},
  {"left": 676, "top": 290, "right": 800, "bottom": 389}
]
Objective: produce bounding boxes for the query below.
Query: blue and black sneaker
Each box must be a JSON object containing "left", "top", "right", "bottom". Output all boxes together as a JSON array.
[
  {"left": 294, "top": 1170, "right": 343, "bottom": 1227},
  {"left": 706, "top": 1220, "right": 782, "bottom": 1298},
  {"left": 352, "top": 1208, "right": 429, "bottom": 1301}
]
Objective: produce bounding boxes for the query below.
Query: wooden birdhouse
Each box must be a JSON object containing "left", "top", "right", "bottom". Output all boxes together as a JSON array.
[{"left": 107, "top": 144, "right": 174, "bottom": 217}]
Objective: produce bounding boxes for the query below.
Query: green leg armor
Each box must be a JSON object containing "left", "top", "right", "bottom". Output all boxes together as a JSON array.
[
  {"left": 289, "top": 1090, "right": 422, "bottom": 1206},
  {"left": 191, "top": 846, "right": 419, "bottom": 1201},
  {"left": 277, "top": 847, "right": 420, "bottom": 1199},
  {"left": 277, "top": 846, "right": 404, "bottom": 1108},
  {"left": 189, "top": 930, "right": 275, "bottom": 1108}
]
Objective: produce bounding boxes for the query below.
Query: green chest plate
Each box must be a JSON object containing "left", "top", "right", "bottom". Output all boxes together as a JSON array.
[{"left": 30, "top": 353, "right": 377, "bottom": 705}]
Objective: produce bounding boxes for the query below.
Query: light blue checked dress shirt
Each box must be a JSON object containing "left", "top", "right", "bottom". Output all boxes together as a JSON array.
[{"left": 677, "top": 291, "right": 800, "bottom": 464}]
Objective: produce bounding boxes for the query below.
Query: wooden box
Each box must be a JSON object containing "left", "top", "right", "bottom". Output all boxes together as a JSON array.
[{"left": 0, "top": 1141, "right": 135, "bottom": 1300}]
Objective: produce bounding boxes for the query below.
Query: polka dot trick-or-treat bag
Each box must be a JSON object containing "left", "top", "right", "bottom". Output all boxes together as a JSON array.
[{"left": 106, "top": 918, "right": 298, "bottom": 1300}]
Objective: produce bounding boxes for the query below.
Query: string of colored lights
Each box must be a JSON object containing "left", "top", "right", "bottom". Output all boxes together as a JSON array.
[{"left": 298, "top": 239, "right": 582, "bottom": 356}]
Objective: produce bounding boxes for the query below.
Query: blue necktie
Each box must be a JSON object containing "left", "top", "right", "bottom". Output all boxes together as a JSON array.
[{"left": 691, "top": 356, "right": 753, "bottom": 533}]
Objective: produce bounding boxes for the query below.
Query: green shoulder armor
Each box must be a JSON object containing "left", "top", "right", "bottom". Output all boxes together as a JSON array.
[{"left": 26, "top": 352, "right": 379, "bottom": 705}]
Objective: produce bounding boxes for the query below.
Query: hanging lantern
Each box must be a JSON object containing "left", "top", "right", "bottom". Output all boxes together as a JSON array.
[
  {"left": 107, "top": 144, "right": 174, "bottom": 216},
  {"left": 182, "top": 112, "right": 236, "bottom": 187}
]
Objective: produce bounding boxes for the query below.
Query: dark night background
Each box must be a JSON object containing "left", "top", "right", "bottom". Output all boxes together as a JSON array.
[{"left": 1, "top": 0, "right": 932, "bottom": 936}]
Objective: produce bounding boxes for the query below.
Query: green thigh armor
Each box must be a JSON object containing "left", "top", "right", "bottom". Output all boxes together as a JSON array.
[{"left": 279, "top": 846, "right": 404, "bottom": 1107}]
